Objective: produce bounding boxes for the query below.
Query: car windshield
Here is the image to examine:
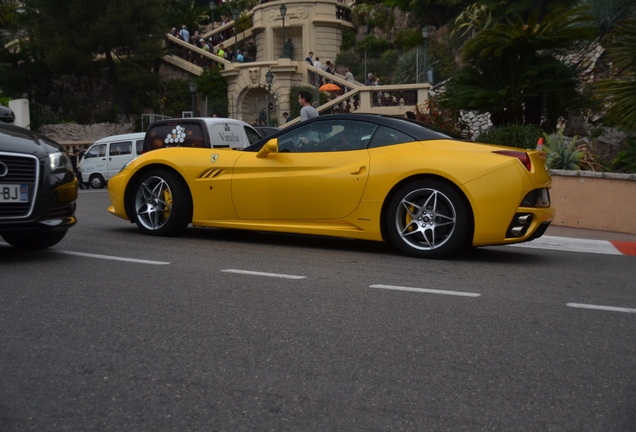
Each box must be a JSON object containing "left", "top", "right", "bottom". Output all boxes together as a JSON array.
[{"left": 276, "top": 120, "right": 378, "bottom": 153}]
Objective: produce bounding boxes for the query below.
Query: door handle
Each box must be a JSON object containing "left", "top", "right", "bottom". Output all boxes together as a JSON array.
[{"left": 350, "top": 166, "right": 366, "bottom": 175}]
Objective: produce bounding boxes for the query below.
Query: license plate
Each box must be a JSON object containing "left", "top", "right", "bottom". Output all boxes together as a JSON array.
[{"left": 0, "top": 184, "right": 29, "bottom": 203}]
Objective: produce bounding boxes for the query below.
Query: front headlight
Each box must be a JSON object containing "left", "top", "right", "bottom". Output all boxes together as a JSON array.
[{"left": 49, "top": 151, "right": 73, "bottom": 174}]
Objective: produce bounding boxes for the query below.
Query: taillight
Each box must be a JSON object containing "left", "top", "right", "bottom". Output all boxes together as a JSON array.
[{"left": 493, "top": 150, "right": 532, "bottom": 171}]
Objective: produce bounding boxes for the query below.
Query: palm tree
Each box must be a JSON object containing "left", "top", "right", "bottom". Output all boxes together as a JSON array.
[
  {"left": 235, "top": 13, "right": 253, "bottom": 52},
  {"left": 596, "top": 17, "right": 636, "bottom": 129},
  {"left": 451, "top": 2, "right": 496, "bottom": 38},
  {"left": 168, "top": 1, "right": 211, "bottom": 34},
  {"left": 443, "top": 7, "right": 597, "bottom": 127},
  {"left": 582, "top": 0, "right": 636, "bottom": 38}
]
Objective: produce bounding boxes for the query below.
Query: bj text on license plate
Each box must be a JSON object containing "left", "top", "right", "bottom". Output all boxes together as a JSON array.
[{"left": 0, "top": 184, "right": 28, "bottom": 203}]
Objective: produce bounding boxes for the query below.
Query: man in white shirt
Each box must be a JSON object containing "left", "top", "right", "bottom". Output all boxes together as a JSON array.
[
  {"left": 313, "top": 57, "right": 323, "bottom": 71},
  {"left": 298, "top": 91, "right": 319, "bottom": 121}
]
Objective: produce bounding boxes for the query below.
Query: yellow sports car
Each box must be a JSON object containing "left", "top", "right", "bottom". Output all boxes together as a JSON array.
[{"left": 107, "top": 114, "right": 555, "bottom": 258}]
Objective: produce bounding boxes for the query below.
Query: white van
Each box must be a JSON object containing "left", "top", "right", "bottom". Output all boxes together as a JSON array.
[{"left": 80, "top": 132, "right": 146, "bottom": 189}]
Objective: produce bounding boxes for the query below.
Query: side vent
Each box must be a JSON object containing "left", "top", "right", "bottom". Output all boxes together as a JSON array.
[{"left": 198, "top": 168, "right": 227, "bottom": 179}]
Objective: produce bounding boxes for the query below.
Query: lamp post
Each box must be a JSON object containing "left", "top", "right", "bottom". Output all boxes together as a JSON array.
[
  {"left": 265, "top": 70, "right": 274, "bottom": 126},
  {"left": 279, "top": 3, "right": 287, "bottom": 59},
  {"left": 421, "top": 26, "right": 431, "bottom": 83},
  {"left": 209, "top": 1, "right": 216, "bottom": 30},
  {"left": 232, "top": 8, "right": 239, "bottom": 59},
  {"left": 189, "top": 80, "right": 197, "bottom": 116}
]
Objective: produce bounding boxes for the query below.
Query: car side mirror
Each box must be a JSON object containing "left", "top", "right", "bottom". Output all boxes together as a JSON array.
[
  {"left": 0, "top": 105, "right": 15, "bottom": 123},
  {"left": 256, "top": 139, "right": 279, "bottom": 158}
]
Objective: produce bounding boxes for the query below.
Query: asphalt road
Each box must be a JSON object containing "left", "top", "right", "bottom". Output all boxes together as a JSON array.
[{"left": 1, "top": 190, "right": 635, "bottom": 431}]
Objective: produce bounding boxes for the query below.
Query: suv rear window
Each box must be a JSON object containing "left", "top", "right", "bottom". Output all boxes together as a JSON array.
[{"left": 145, "top": 122, "right": 206, "bottom": 151}]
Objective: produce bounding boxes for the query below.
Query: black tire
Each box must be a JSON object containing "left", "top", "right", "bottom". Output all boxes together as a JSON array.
[
  {"left": 89, "top": 174, "right": 105, "bottom": 189},
  {"left": 386, "top": 179, "right": 471, "bottom": 258},
  {"left": 1, "top": 230, "right": 68, "bottom": 250},
  {"left": 131, "top": 169, "right": 192, "bottom": 236}
]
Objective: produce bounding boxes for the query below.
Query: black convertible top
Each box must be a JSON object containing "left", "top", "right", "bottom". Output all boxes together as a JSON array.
[{"left": 244, "top": 113, "right": 467, "bottom": 152}]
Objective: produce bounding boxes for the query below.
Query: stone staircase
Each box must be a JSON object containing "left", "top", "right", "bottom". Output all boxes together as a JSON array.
[{"left": 162, "top": 0, "right": 431, "bottom": 124}]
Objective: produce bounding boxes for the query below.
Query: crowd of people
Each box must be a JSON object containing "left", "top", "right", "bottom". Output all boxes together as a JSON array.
[{"left": 169, "top": 18, "right": 253, "bottom": 63}]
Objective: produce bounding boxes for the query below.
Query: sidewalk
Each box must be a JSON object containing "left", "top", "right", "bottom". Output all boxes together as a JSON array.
[
  {"left": 546, "top": 225, "right": 636, "bottom": 243},
  {"left": 519, "top": 225, "right": 636, "bottom": 256}
]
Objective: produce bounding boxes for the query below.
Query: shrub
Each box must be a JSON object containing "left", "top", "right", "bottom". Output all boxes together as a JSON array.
[
  {"left": 158, "top": 79, "right": 191, "bottom": 119},
  {"left": 334, "top": 51, "right": 362, "bottom": 80},
  {"left": 394, "top": 29, "right": 424, "bottom": 50},
  {"left": 340, "top": 29, "right": 357, "bottom": 52},
  {"left": 477, "top": 124, "right": 543, "bottom": 149},
  {"left": 416, "top": 98, "right": 470, "bottom": 138},
  {"left": 544, "top": 129, "right": 585, "bottom": 170},
  {"left": 610, "top": 137, "right": 636, "bottom": 173},
  {"left": 356, "top": 35, "right": 392, "bottom": 54}
]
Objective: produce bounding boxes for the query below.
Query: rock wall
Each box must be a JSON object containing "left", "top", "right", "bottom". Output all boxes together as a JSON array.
[
  {"left": 38, "top": 123, "right": 135, "bottom": 144},
  {"left": 461, "top": 110, "right": 492, "bottom": 140}
]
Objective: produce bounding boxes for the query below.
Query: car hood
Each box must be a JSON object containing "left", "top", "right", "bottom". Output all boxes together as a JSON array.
[{"left": 0, "top": 124, "right": 64, "bottom": 157}]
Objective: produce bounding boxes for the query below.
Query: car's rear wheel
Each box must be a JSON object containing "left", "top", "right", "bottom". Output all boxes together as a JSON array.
[
  {"left": 131, "top": 169, "right": 192, "bottom": 236},
  {"left": 386, "top": 180, "right": 471, "bottom": 258},
  {"left": 1, "top": 230, "right": 68, "bottom": 249},
  {"left": 89, "top": 174, "right": 105, "bottom": 189}
]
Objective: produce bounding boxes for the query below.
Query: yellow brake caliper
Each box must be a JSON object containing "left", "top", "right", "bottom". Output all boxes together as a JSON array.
[{"left": 163, "top": 188, "right": 173, "bottom": 219}]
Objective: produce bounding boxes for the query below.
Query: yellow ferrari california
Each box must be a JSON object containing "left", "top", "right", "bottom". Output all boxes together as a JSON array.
[{"left": 107, "top": 114, "right": 555, "bottom": 258}]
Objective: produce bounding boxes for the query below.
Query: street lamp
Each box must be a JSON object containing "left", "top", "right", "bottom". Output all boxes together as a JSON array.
[
  {"left": 421, "top": 26, "right": 431, "bottom": 83},
  {"left": 279, "top": 3, "right": 288, "bottom": 59},
  {"left": 265, "top": 70, "right": 274, "bottom": 126},
  {"left": 209, "top": 1, "right": 216, "bottom": 30},
  {"left": 232, "top": 8, "right": 239, "bottom": 59},
  {"left": 189, "top": 80, "right": 197, "bottom": 116}
]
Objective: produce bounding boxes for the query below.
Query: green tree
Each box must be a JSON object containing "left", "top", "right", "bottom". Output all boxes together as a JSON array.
[
  {"left": 235, "top": 12, "right": 253, "bottom": 52},
  {"left": 158, "top": 79, "right": 191, "bottom": 119},
  {"left": 23, "top": 0, "right": 166, "bottom": 83},
  {"left": 195, "top": 68, "right": 229, "bottom": 117},
  {"left": 0, "top": 1, "right": 18, "bottom": 28},
  {"left": 0, "top": 39, "right": 53, "bottom": 100},
  {"left": 168, "top": 0, "right": 211, "bottom": 34},
  {"left": 596, "top": 17, "right": 636, "bottom": 129},
  {"left": 443, "top": 7, "right": 597, "bottom": 127},
  {"left": 582, "top": 0, "right": 636, "bottom": 38},
  {"left": 451, "top": 2, "right": 497, "bottom": 38},
  {"left": 7, "top": 0, "right": 168, "bottom": 122}
]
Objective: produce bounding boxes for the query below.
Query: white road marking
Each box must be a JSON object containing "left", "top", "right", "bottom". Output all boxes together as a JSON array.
[
  {"left": 54, "top": 250, "right": 170, "bottom": 265},
  {"left": 221, "top": 269, "right": 307, "bottom": 279},
  {"left": 370, "top": 284, "right": 481, "bottom": 297},
  {"left": 567, "top": 303, "right": 636, "bottom": 314},
  {"left": 508, "top": 236, "right": 622, "bottom": 255}
]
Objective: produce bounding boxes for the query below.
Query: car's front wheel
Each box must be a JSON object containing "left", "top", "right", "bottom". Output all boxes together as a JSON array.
[
  {"left": 131, "top": 169, "right": 192, "bottom": 236},
  {"left": 1, "top": 230, "right": 68, "bottom": 249},
  {"left": 386, "top": 180, "right": 471, "bottom": 258}
]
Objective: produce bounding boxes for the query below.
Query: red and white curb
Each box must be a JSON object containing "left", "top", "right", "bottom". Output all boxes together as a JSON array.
[{"left": 508, "top": 236, "right": 636, "bottom": 256}]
